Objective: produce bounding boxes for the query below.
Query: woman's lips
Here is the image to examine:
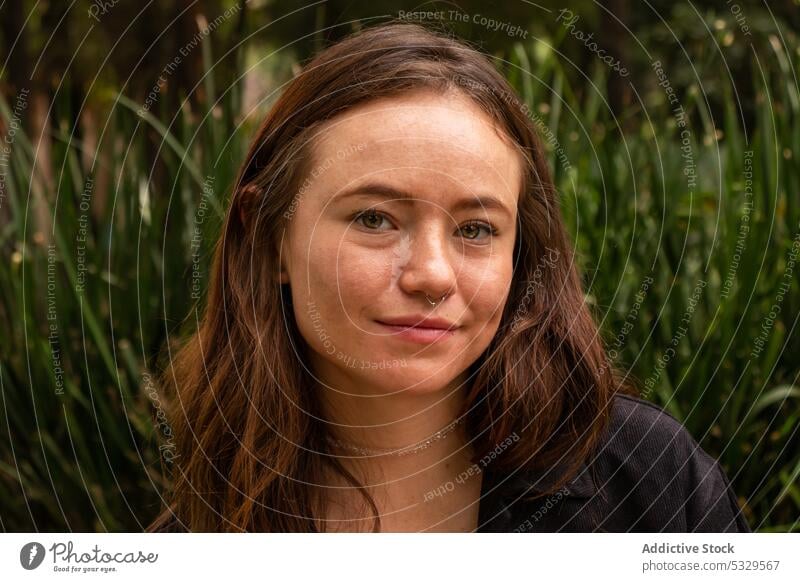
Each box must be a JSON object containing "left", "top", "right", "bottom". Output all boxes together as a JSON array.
[{"left": 375, "top": 321, "right": 458, "bottom": 344}]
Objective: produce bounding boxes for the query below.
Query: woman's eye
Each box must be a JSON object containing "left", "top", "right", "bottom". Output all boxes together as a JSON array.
[
  {"left": 459, "top": 221, "right": 497, "bottom": 241},
  {"left": 353, "top": 209, "right": 391, "bottom": 231}
]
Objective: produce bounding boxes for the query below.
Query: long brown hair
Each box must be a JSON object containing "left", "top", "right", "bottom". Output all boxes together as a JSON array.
[{"left": 149, "top": 21, "right": 624, "bottom": 532}]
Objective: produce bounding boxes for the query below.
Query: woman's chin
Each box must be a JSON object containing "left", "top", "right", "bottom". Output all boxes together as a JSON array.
[{"left": 350, "top": 362, "right": 464, "bottom": 395}]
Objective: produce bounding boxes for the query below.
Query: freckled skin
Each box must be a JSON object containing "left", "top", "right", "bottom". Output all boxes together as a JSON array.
[{"left": 279, "top": 89, "right": 522, "bottom": 397}]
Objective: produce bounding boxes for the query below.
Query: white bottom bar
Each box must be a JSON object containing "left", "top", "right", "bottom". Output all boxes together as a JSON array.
[{"left": 1, "top": 533, "right": 797, "bottom": 581}]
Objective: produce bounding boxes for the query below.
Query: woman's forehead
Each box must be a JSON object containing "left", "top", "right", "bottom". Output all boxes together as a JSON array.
[
  {"left": 312, "top": 90, "right": 518, "bottom": 162},
  {"left": 306, "top": 91, "right": 523, "bottom": 209}
]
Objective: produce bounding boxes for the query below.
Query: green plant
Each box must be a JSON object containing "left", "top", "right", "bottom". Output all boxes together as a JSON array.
[{"left": 506, "top": 29, "right": 799, "bottom": 531}]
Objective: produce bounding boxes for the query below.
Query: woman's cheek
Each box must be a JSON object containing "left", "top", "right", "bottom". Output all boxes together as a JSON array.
[
  {"left": 462, "top": 261, "right": 513, "bottom": 318},
  {"left": 307, "top": 242, "right": 390, "bottom": 318},
  {"left": 336, "top": 248, "right": 394, "bottom": 310}
]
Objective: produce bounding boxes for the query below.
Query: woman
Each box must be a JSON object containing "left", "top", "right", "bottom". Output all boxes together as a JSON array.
[{"left": 149, "top": 22, "right": 749, "bottom": 533}]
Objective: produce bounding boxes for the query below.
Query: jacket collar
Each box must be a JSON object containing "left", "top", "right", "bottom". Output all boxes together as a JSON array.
[
  {"left": 477, "top": 459, "right": 597, "bottom": 532},
  {"left": 482, "top": 458, "right": 597, "bottom": 500}
]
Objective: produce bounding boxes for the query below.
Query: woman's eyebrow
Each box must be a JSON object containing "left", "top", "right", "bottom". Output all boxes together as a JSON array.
[{"left": 332, "top": 181, "right": 512, "bottom": 217}]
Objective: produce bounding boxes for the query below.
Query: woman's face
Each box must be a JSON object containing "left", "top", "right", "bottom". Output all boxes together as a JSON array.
[{"left": 279, "top": 89, "right": 523, "bottom": 396}]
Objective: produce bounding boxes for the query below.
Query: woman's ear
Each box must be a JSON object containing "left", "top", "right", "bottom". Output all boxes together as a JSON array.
[
  {"left": 278, "top": 252, "right": 291, "bottom": 284},
  {"left": 237, "top": 183, "right": 259, "bottom": 225}
]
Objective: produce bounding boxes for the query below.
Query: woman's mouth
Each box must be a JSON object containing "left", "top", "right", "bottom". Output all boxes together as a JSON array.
[{"left": 375, "top": 318, "right": 459, "bottom": 344}]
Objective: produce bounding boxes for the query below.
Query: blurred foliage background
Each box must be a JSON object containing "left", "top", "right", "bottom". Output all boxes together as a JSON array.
[{"left": 1, "top": 0, "right": 798, "bottom": 532}]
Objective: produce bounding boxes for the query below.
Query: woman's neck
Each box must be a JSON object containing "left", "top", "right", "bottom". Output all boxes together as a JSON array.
[
  {"left": 315, "top": 373, "right": 481, "bottom": 531},
  {"left": 316, "top": 372, "right": 470, "bottom": 455}
]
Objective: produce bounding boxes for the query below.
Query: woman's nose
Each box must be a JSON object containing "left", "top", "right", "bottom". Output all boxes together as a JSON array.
[{"left": 396, "top": 226, "right": 457, "bottom": 300}]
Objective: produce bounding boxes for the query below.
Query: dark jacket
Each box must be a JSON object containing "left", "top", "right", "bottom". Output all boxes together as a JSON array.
[{"left": 476, "top": 393, "right": 751, "bottom": 532}]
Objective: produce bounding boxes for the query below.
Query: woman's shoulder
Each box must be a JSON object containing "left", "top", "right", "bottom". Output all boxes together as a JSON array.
[
  {"left": 582, "top": 392, "right": 751, "bottom": 532},
  {"left": 604, "top": 392, "right": 699, "bottom": 450}
]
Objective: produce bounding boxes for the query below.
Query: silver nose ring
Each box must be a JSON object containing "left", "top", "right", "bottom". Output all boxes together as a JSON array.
[{"left": 425, "top": 294, "right": 447, "bottom": 306}]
